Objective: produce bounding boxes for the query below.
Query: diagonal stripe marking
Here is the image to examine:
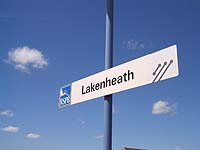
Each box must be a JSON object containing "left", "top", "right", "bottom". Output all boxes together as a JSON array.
[{"left": 152, "top": 62, "right": 167, "bottom": 83}]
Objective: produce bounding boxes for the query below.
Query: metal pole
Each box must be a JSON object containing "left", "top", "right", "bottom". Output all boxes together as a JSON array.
[{"left": 104, "top": 0, "right": 113, "bottom": 150}]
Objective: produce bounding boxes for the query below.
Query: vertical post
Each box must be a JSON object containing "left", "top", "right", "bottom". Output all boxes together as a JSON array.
[{"left": 104, "top": 0, "right": 113, "bottom": 150}]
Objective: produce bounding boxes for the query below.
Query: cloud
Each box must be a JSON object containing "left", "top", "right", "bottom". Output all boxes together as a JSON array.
[
  {"left": 74, "top": 118, "right": 86, "bottom": 128},
  {"left": 1, "top": 126, "right": 19, "bottom": 133},
  {"left": 80, "top": 120, "right": 86, "bottom": 126},
  {"left": 94, "top": 134, "right": 104, "bottom": 140},
  {"left": 152, "top": 100, "right": 177, "bottom": 115},
  {"left": 0, "top": 110, "right": 14, "bottom": 117},
  {"left": 112, "top": 105, "right": 119, "bottom": 115},
  {"left": 175, "top": 146, "right": 183, "bottom": 150},
  {"left": 26, "top": 133, "right": 41, "bottom": 139},
  {"left": 5, "top": 46, "right": 48, "bottom": 73},
  {"left": 123, "top": 39, "right": 144, "bottom": 50}
]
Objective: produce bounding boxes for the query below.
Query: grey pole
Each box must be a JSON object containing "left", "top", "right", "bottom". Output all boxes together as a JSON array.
[{"left": 104, "top": 0, "right": 113, "bottom": 150}]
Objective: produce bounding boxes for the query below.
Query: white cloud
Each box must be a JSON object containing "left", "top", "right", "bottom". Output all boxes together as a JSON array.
[
  {"left": 80, "top": 120, "right": 86, "bottom": 125},
  {"left": 26, "top": 133, "right": 41, "bottom": 139},
  {"left": 112, "top": 105, "right": 119, "bottom": 115},
  {"left": 123, "top": 39, "right": 144, "bottom": 50},
  {"left": 1, "top": 126, "right": 19, "bottom": 133},
  {"left": 152, "top": 100, "right": 177, "bottom": 115},
  {"left": 74, "top": 118, "right": 86, "bottom": 127},
  {"left": 94, "top": 134, "right": 104, "bottom": 140},
  {"left": 6, "top": 46, "right": 48, "bottom": 73},
  {"left": 176, "top": 146, "right": 183, "bottom": 150},
  {"left": 0, "top": 110, "right": 14, "bottom": 117}
]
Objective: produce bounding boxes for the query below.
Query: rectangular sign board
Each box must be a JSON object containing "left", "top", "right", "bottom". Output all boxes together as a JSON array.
[{"left": 59, "top": 45, "right": 179, "bottom": 108}]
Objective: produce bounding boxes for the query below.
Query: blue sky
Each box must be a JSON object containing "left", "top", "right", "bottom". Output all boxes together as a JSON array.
[{"left": 0, "top": 0, "right": 200, "bottom": 150}]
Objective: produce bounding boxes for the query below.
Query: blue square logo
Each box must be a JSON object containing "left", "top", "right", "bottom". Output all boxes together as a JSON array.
[{"left": 59, "top": 84, "right": 71, "bottom": 107}]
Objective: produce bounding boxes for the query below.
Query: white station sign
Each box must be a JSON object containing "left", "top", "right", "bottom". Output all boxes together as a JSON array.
[{"left": 59, "top": 45, "right": 179, "bottom": 108}]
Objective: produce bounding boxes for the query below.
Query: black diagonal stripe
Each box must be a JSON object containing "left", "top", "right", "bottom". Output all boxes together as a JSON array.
[
  {"left": 157, "top": 60, "right": 173, "bottom": 81},
  {"left": 152, "top": 62, "right": 167, "bottom": 83},
  {"left": 153, "top": 64, "right": 161, "bottom": 76}
]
